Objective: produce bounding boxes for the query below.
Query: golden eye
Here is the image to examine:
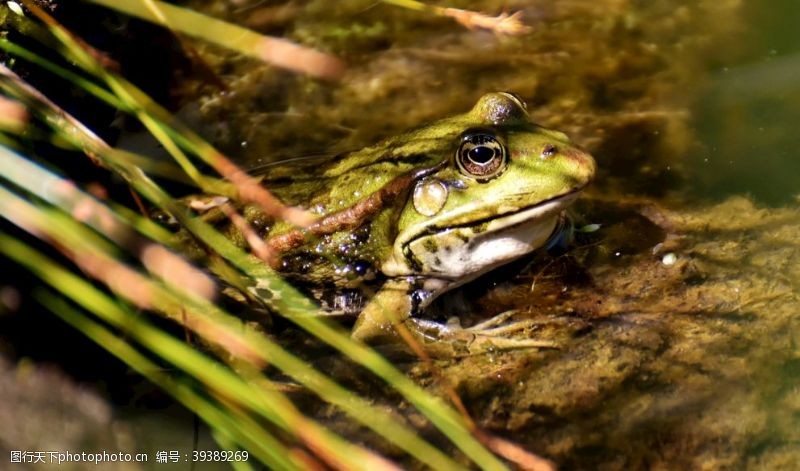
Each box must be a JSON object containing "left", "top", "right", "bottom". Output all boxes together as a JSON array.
[{"left": 455, "top": 131, "right": 507, "bottom": 181}]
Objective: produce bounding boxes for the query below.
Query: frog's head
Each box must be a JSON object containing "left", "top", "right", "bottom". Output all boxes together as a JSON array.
[{"left": 383, "top": 92, "right": 595, "bottom": 279}]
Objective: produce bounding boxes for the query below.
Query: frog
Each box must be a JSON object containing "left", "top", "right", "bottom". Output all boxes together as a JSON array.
[{"left": 174, "top": 92, "right": 595, "bottom": 356}]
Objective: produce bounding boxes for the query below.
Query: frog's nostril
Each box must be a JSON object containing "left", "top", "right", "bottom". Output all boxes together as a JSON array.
[{"left": 541, "top": 145, "right": 558, "bottom": 159}]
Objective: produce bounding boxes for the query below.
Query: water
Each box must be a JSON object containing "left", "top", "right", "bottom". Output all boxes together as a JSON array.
[{"left": 691, "top": 2, "right": 800, "bottom": 205}]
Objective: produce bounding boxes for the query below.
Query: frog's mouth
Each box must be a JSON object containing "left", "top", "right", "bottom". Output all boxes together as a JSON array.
[
  {"left": 413, "top": 187, "right": 583, "bottom": 240},
  {"left": 386, "top": 188, "right": 585, "bottom": 278}
]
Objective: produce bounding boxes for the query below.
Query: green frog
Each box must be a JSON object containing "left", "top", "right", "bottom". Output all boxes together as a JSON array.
[{"left": 175, "top": 92, "right": 595, "bottom": 356}]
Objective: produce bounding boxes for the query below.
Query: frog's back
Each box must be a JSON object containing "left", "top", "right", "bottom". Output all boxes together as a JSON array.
[{"left": 259, "top": 126, "right": 457, "bottom": 208}]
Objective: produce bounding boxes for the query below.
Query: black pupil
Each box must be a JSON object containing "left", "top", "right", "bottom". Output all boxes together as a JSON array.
[{"left": 468, "top": 145, "right": 495, "bottom": 164}]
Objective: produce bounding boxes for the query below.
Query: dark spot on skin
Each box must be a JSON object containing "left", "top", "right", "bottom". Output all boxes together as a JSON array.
[
  {"left": 403, "top": 245, "right": 423, "bottom": 272},
  {"left": 350, "top": 225, "right": 371, "bottom": 244},
  {"left": 348, "top": 153, "right": 432, "bottom": 171},
  {"left": 473, "top": 222, "right": 490, "bottom": 233},
  {"left": 254, "top": 288, "right": 273, "bottom": 300},
  {"left": 398, "top": 153, "right": 433, "bottom": 166},
  {"left": 433, "top": 256, "right": 441, "bottom": 266},
  {"left": 279, "top": 254, "right": 321, "bottom": 274},
  {"left": 263, "top": 176, "right": 292, "bottom": 185},
  {"left": 353, "top": 260, "right": 372, "bottom": 277},
  {"left": 423, "top": 238, "right": 438, "bottom": 252},
  {"left": 337, "top": 243, "right": 354, "bottom": 257}
]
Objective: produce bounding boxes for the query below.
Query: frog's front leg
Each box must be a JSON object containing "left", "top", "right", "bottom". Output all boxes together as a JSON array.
[
  {"left": 351, "top": 278, "right": 415, "bottom": 346},
  {"left": 352, "top": 279, "right": 556, "bottom": 357}
]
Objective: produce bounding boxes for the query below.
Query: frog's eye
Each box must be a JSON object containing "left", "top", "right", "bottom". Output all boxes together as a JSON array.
[{"left": 456, "top": 132, "right": 507, "bottom": 181}]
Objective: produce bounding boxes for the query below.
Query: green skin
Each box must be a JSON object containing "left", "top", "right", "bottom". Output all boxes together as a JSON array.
[{"left": 185, "top": 93, "right": 595, "bottom": 356}]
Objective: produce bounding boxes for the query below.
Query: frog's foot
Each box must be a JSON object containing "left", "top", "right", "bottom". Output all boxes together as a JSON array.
[
  {"left": 406, "top": 312, "right": 557, "bottom": 357},
  {"left": 465, "top": 309, "right": 543, "bottom": 332}
]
